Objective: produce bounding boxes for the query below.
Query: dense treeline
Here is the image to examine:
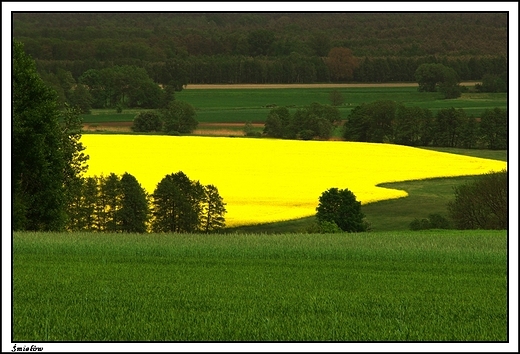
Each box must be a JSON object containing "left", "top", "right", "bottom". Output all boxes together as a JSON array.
[
  {"left": 68, "top": 171, "right": 227, "bottom": 234},
  {"left": 263, "top": 103, "right": 341, "bottom": 140},
  {"left": 14, "top": 13, "right": 507, "bottom": 85},
  {"left": 343, "top": 103, "right": 507, "bottom": 149}
]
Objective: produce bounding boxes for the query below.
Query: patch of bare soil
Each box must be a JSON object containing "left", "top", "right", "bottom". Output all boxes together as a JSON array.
[
  {"left": 198, "top": 122, "right": 264, "bottom": 128},
  {"left": 82, "top": 122, "right": 265, "bottom": 135},
  {"left": 83, "top": 121, "right": 133, "bottom": 132}
]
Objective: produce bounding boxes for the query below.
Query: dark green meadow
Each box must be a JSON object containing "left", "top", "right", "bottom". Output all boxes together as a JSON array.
[
  {"left": 13, "top": 230, "right": 507, "bottom": 342},
  {"left": 81, "top": 86, "right": 507, "bottom": 124}
]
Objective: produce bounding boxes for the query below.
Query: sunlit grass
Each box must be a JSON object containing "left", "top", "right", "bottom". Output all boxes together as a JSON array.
[
  {"left": 13, "top": 230, "right": 507, "bottom": 341},
  {"left": 81, "top": 135, "right": 507, "bottom": 226}
]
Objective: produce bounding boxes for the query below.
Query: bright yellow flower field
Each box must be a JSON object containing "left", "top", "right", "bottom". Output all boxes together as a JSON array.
[{"left": 81, "top": 135, "right": 507, "bottom": 226}]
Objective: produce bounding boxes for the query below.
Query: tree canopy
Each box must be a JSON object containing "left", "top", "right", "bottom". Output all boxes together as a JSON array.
[
  {"left": 151, "top": 172, "right": 226, "bottom": 233},
  {"left": 13, "top": 40, "right": 67, "bottom": 230},
  {"left": 316, "top": 187, "right": 367, "bottom": 233},
  {"left": 13, "top": 13, "right": 507, "bottom": 86}
]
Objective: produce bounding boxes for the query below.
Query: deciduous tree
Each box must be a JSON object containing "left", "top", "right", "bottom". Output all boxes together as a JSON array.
[
  {"left": 132, "top": 111, "right": 163, "bottom": 132},
  {"left": 316, "top": 187, "right": 367, "bottom": 232},
  {"left": 415, "top": 63, "right": 462, "bottom": 98},
  {"left": 161, "top": 101, "right": 198, "bottom": 134},
  {"left": 448, "top": 170, "right": 507, "bottom": 229},
  {"left": 479, "top": 108, "right": 507, "bottom": 150},
  {"left": 325, "top": 47, "right": 359, "bottom": 82}
]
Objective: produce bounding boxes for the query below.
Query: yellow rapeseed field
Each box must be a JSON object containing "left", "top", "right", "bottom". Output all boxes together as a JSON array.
[{"left": 81, "top": 135, "right": 507, "bottom": 226}]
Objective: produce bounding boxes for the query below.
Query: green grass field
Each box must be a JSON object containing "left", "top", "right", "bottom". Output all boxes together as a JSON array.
[
  {"left": 81, "top": 87, "right": 507, "bottom": 124},
  {"left": 13, "top": 230, "right": 507, "bottom": 341}
]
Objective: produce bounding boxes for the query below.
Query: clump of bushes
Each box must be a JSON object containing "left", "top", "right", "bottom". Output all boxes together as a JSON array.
[
  {"left": 305, "top": 220, "right": 343, "bottom": 234},
  {"left": 131, "top": 101, "right": 198, "bottom": 134},
  {"left": 132, "top": 111, "right": 163, "bottom": 132},
  {"left": 243, "top": 121, "right": 262, "bottom": 137},
  {"left": 448, "top": 170, "right": 507, "bottom": 230},
  {"left": 410, "top": 213, "right": 451, "bottom": 231}
]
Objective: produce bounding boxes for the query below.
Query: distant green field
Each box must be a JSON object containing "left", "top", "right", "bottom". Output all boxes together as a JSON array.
[
  {"left": 81, "top": 87, "right": 507, "bottom": 124},
  {"left": 13, "top": 230, "right": 507, "bottom": 341}
]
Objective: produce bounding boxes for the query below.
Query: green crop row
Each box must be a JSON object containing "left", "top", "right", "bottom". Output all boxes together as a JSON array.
[
  {"left": 13, "top": 230, "right": 507, "bottom": 341},
  {"left": 80, "top": 87, "right": 507, "bottom": 124}
]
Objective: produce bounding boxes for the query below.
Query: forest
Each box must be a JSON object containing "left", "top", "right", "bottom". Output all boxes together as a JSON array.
[{"left": 13, "top": 12, "right": 508, "bottom": 85}]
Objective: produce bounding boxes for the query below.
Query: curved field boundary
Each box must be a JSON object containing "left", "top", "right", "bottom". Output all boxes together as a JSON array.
[{"left": 185, "top": 82, "right": 480, "bottom": 89}]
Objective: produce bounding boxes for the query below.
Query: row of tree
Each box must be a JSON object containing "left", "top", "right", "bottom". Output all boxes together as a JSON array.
[
  {"left": 263, "top": 103, "right": 341, "bottom": 140},
  {"left": 36, "top": 53, "right": 507, "bottom": 88},
  {"left": 343, "top": 103, "right": 507, "bottom": 150},
  {"left": 37, "top": 54, "right": 506, "bottom": 115},
  {"left": 67, "top": 171, "right": 227, "bottom": 234},
  {"left": 132, "top": 103, "right": 198, "bottom": 134}
]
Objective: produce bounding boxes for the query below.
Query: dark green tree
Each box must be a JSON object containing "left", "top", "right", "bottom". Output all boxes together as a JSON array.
[
  {"left": 438, "top": 66, "right": 462, "bottom": 99},
  {"left": 448, "top": 170, "right": 507, "bottom": 230},
  {"left": 293, "top": 103, "right": 340, "bottom": 140},
  {"left": 343, "top": 104, "right": 371, "bottom": 142},
  {"left": 432, "top": 108, "right": 465, "bottom": 147},
  {"left": 200, "top": 184, "right": 227, "bottom": 233},
  {"left": 310, "top": 32, "right": 331, "bottom": 57},
  {"left": 410, "top": 213, "right": 451, "bottom": 230},
  {"left": 393, "top": 105, "right": 435, "bottom": 147},
  {"left": 151, "top": 172, "right": 203, "bottom": 233},
  {"left": 159, "top": 59, "right": 189, "bottom": 90},
  {"left": 79, "top": 65, "right": 162, "bottom": 108},
  {"left": 415, "top": 63, "right": 462, "bottom": 98},
  {"left": 476, "top": 73, "right": 507, "bottom": 93},
  {"left": 78, "top": 68, "right": 107, "bottom": 108},
  {"left": 316, "top": 188, "right": 367, "bottom": 232},
  {"left": 394, "top": 105, "right": 423, "bottom": 146},
  {"left": 66, "top": 176, "right": 97, "bottom": 232},
  {"left": 415, "top": 63, "right": 447, "bottom": 92},
  {"left": 13, "top": 40, "right": 67, "bottom": 231},
  {"left": 101, "top": 173, "right": 122, "bottom": 232},
  {"left": 161, "top": 101, "right": 198, "bottom": 134},
  {"left": 329, "top": 89, "right": 344, "bottom": 107},
  {"left": 458, "top": 115, "right": 478, "bottom": 149},
  {"left": 69, "top": 83, "right": 93, "bottom": 114},
  {"left": 118, "top": 173, "right": 150, "bottom": 233},
  {"left": 263, "top": 106, "right": 291, "bottom": 138},
  {"left": 81, "top": 177, "right": 99, "bottom": 231},
  {"left": 247, "top": 29, "right": 275, "bottom": 56},
  {"left": 159, "top": 84, "right": 177, "bottom": 109},
  {"left": 479, "top": 108, "right": 507, "bottom": 150},
  {"left": 343, "top": 100, "right": 396, "bottom": 143},
  {"left": 61, "top": 104, "right": 90, "bottom": 230},
  {"left": 132, "top": 111, "right": 163, "bottom": 132}
]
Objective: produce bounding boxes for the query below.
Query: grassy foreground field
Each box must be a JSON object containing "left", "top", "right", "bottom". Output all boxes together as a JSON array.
[{"left": 13, "top": 231, "right": 507, "bottom": 342}]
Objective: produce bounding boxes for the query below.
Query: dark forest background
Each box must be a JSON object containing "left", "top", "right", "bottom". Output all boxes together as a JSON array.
[{"left": 13, "top": 12, "right": 508, "bottom": 85}]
